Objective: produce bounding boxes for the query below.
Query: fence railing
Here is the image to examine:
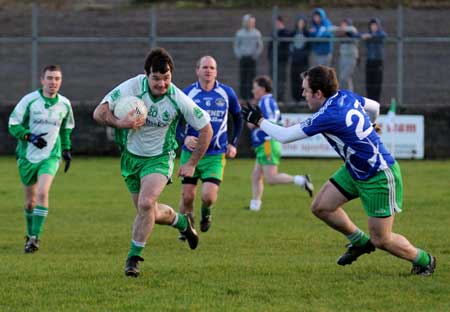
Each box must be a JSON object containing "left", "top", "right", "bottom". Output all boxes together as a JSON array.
[{"left": 1, "top": 4, "right": 450, "bottom": 107}]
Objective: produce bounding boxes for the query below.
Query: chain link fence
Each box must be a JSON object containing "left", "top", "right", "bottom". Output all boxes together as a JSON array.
[{"left": 1, "top": 4, "right": 449, "bottom": 157}]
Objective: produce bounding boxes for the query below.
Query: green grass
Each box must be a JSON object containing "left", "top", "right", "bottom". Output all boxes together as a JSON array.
[{"left": 0, "top": 156, "right": 449, "bottom": 311}]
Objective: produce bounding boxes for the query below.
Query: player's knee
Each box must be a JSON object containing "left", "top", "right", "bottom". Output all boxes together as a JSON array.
[
  {"left": 370, "top": 233, "right": 391, "bottom": 249},
  {"left": 310, "top": 199, "right": 327, "bottom": 218},
  {"left": 265, "top": 175, "right": 278, "bottom": 185},
  {"left": 138, "top": 199, "right": 156, "bottom": 212},
  {"left": 182, "top": 192, "right": 195, "bottom": 206},
  {"left": 201, "top": 196, "right": 216, "bottom": 207},
  {"left": 252, "top": 170, "right": 261, "bottom": 180}
]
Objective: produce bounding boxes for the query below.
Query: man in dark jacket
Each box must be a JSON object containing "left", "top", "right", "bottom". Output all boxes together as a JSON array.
[
  {"left": 268, "top": 16, "right": 292, "bottom": 103},
  {"left": 290, "top": 15, "right": 310, "bottom": 102},
  {"left": 361, "top": 18, "right": 387, "bottom": 102}
]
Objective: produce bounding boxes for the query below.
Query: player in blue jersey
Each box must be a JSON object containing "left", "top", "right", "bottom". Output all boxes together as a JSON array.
[
  {"left": 242, "top": 66, "right": 435, "bottom": 276},
  {"left": 177, "top": 56, "right": 243, "bottom": 236},
  {"left": 247, "top": 75, "right": 313, "bottom": 212}
]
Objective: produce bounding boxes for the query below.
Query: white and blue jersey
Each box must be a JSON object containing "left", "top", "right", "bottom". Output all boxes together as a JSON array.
[
  {"left": 301, "top": 90, "right": 395, "bottom": 180},
  {"left": 251, "top": 94, "right": 281, "bottom": 148},
  {"left": 182, "top": 81, "right": 242, "bottom": 155}
]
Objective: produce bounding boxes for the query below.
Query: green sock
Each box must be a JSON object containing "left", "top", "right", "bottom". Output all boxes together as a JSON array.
[
  {"left": 31, "top": 205, "right": 48, "bottom": 239},
  {"left": 347, "top": 228, "right": 370, "bottom": 247},
  {"left": 201, "top": 204, "right": 211, "bottom": 220},
  {"left": 24, "top": 209, "right": 34, "bottom": 237},
  {"left": 127, "top": 240, "right": 145, "bottom": 258},
  {"left": 172, "top": 213, "right": 188, "bottom": 231},
  {"left": 413, "top": 248, "right": 431, "bottom": 266}
]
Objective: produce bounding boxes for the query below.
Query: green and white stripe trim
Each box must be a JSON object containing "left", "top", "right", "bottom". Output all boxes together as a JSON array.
[
  {"left": 384, "top": 167, "right": 399, "bottom": 215},
  {"left": 33, "top": 208, "right": 48, "bottom": 217}
]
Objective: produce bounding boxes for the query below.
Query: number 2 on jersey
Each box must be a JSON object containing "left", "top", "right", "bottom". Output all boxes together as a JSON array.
[{"left": 345, "top": 107, "right": 372, "bottom": 140}]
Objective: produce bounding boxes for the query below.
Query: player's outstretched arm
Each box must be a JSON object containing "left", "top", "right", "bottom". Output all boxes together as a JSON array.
[
  {"left": 260, "top": 120, "right": 308, "bottom": 143},
  {"left": 242, "top": 103, "right": 308, "bottom": 143}
]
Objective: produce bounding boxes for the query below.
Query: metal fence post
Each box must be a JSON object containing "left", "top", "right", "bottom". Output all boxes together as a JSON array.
[
  {"left": 271, "top": 6, "right": 278, "bottom": 101},
  {"left": 397, "top": 4, "right": 404, "bottom": 106},
  {"left": 149, "top": 5, "right": 156, "bottom": 48},
  {"left": 31, "top": 3, "right": 38, "bottom": 90}
]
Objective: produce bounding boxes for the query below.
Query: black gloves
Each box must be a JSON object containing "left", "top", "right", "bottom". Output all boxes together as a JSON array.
[
  {"left": 241, "top": 104, "right": 263, "bottom": 126},
  {"left": 27, "top": 132, "right": 48, "bottom": 149},
  {"left": 62, "top": 149, "right": 72, "bottom": 173}
]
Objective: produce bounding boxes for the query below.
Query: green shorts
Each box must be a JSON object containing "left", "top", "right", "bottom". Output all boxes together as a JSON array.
[
  {"left": 180, "top": 149, "right": 226, "bottom": 183},
  {"left": 17, "top": 157, "right": 60, "bottom": 186},
  {"left": 330, "top": 162, "right": 403, "bottom": 217},
  {"left": 121, "top": 149, "right": 175, "bottom": 193},
  {"left": 255, "top": 140, "right": 281, "bottom": 166}
]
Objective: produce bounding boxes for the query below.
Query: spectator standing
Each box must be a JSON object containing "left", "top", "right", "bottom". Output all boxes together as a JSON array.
[
  {"left": 233, "top": 14, "right": 264, "bottom": 101},
  {"left": 334, "top": 18, "right": 359, "bottom": 90},
  {"left": 290, "top": 15, "right": 310, "bottom": 102},
  {"left": 309, "top": 8, "right": 333, "bottom": 66},
  {"left": 268, "top": 16, "right": 292, "bottom": 103},
  {"left": 361, "top": 18, "right": 387, "bottom": 102}
]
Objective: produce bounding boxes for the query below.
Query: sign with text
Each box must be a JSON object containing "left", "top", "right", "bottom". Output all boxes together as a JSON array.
[{"left": 280, "top": 114, "right": 424, "bottom": 159}]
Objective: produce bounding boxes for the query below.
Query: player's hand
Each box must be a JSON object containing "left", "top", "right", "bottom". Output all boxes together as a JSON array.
[
  {"left": 178, "top": 163, "right": 195, "bottom": 178},
  {"left": 241, "top": 104, "right": 263, "bottom": 126},
  {"left": 62, "top": 149, "right": 72, "bottom": 173},
  {"left": 226, "top": 144, "right": 237, "bottom": 158},
  {"left": 373, "top": 123, "right": 382, "bottom": 134},
  {"left": 184, "top": 136, "right": 198, "bottom": 151},
  {"left": 27, "top": 132, "right": 48, "bottom": 149},
  {"left": 117, "top": 109, "right": 146, "bottom": 129}
]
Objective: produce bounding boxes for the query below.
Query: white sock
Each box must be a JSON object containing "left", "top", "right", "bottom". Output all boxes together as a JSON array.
[
  {"left": 249, "top": 199, "right": 262, "bottom": 211},
  {"left": 131, "top": 239, "right": 146, "bottom": 247},
  {"left": 294, "top": 175, "right": 306, "bottom": 186},
  {"left": 171, "top": 213, "right": 179, "bottom": 226}
]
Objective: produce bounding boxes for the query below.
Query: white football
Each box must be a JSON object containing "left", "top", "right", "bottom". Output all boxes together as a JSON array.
[{"left": 113, "top": 96, "right": 148, "bottom": 120}]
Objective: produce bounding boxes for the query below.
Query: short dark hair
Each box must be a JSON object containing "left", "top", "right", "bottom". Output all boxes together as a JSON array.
[
  {"left": 144, "top": 47, "right": 174, "bottom": 75},
  {"left": 41, "top": 65, "right": 62, "bottom": 77},
  {"left": 301, "top": 66, "right": 338, "bottom": 98},
  {"left": 253, "top": 75, "right": 272, "bottom": 93}
]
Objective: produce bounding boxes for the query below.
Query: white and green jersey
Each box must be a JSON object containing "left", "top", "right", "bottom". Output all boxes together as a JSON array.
[
  {"left": 102, "top": 74, "right": 210, "bottom": 157},
  {"left": 8, "top": 89, "right": 75, "bottom": 163}
]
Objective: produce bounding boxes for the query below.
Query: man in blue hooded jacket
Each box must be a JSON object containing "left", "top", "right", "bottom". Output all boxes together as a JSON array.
[{"left": 309, "top": 8, "right": 333, "bottom": 66}]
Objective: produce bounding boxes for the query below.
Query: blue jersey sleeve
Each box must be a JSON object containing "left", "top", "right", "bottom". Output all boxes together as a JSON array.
[
  {"left": 175, "top": 116, "right": 186, "bottom": 145},
  {"left": 301, "top": 107, "right": 335, "bottom": 137},
  {"left": 226, "top": 87, "right": 241, "bottom": 114}
]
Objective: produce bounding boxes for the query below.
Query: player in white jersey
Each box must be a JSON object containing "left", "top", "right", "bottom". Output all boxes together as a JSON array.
[
  {"left": 93, "top": 47, "right": 213, "bottom": 277},
  {"left": 242, "top": 66, "right": 435, "bottom": 276},
  {"left": 8, "top": 65, "right": 75, "bottom": 253}
]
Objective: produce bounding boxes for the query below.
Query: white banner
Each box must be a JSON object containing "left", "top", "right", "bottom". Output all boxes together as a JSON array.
[{"left": 281, "top": 113, "right": 424, "bottom": 159}]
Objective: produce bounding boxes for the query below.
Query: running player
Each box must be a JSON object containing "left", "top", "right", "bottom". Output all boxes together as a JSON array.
[
  {"left": 247, "top": 75, "right": 313, "bottom": 212},
  {"left": 242, "top": 65, "right": 436, "bottom": 276},
  {"left": 8, "top": 65, "right": 74, "bottom": 253},
  {"left": 177, "top": 55, "right": 243, "bottom": 237},
  {"left": 93, "top": 48, "right": 212, "bottom": 277}
]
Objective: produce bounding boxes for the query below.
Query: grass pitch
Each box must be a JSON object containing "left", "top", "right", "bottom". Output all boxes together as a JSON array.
[{"left": 0, "top": 156, "right": 449, "bottom": 311}]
